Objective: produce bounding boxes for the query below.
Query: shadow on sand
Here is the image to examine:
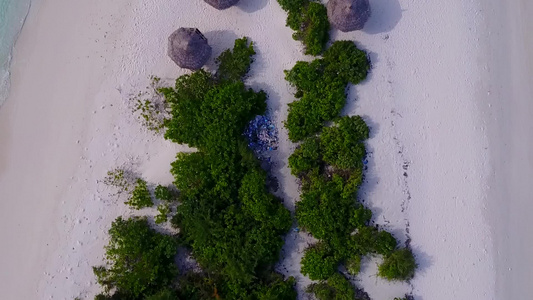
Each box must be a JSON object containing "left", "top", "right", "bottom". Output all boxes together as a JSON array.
[
  {"left": 364, "top": 0, "right": 403, "bottom": 34},
  {"left": 237, "top": 0, "right": 269, "bottom": 13}
]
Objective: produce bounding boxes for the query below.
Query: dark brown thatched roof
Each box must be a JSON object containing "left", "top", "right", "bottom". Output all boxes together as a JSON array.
[
  {"left": 327, "top": 0, "right": 371, "bottom": 32},
  {"left": 168, "top": 28, "right": 212, "bottom": 70},
  {"left": 204, "top": 0, "right": 239, "bottom": 10}
]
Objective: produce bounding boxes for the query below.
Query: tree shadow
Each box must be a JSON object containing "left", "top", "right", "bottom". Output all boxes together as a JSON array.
[
  {"left": 202, "top": 30, "right": 239, "bottom": 72},
  {"left": 363, "top": 0, "right": 403, "bottom": 34},
  {"left": 237, "top": 0, "right": 269, "bottom": 13},
  {"left": 410, "top": 245, "right": 433, "bottom": 276}
]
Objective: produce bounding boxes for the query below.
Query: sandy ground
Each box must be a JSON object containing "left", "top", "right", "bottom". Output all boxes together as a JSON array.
[
  {"left": 479, "top": 1, "right": 533, "bottom": 299},
  {"left": 2, "top": 0, "right": 527, "bottom": 299}
]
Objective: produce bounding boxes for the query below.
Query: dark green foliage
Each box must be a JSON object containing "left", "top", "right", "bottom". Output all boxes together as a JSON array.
[
  {"left": 374, "top": 231, "right": 398, "bottom": 256},
  {"left": 145, "top": 289, "right": 180, "bottom": 300},
  {"left": 253, "top": 274, "right": 297, "bottom": 300},
  {"left": 288, "top": 137, "right": 321, "bottom": 176},
  {"left": 284, "top": 42, "right": 370, "bottom": 141},
  {"left": 155, "top": 185, "right": 174, "bottom": 202},
  {"left": 350, "top": 205, "right": 372, "bottom": 229},
  {"left": 321, "top": 116, "right": 369, "bottom": 170},
  {"left": 378, "top": 248, "right": 417, "bottom": 281},
  {"left": 161, "top": 70, "right": 215, "bottom": 147},
  {"left": 216, "top": 37, "right": 256, "bottom": 82},
  {"left": 93, "top": 217, "right": 178, "bottom": 299},
  {"left": 323, "top": 41, "right": 371, "bottom": 85},
  {"left": 125, "top": 179, "right": 153, "bottom": 209},
  {"left": 350, "top": 226, "right": 398, "bottom": 256},
  {"left": 301, "top": 244, "right": 338, "bottom": 280},
  {"left": 299, "top": 3, "right": 329, "bottom": 56},
  {"left": 159, "top": 38, "right": 294, "bottom": 298},
  {"left": 306, "top": 273, "right": 355, "bottom": 300},
  {"left": 296, "top": 175, "right": 357, "bottom": 240},
  {"left": 277, "top": 0, "right": 329, "bottom": 55}
]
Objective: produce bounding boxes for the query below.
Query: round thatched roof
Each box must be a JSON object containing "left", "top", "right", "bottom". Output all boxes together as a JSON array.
[
  {"left": 204, "top": 0, "right": 239, "bottom": 10},
  {"left": 168, "top": 28, "right": 212, "bottom": 70},
  {"left": 327, "top": 0, "right": 371, "bottom": 32}
]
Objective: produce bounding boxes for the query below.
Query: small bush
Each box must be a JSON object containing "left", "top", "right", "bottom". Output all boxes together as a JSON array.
[
  {"left": 288, "top": 137, "right": 321, "bottom": 176},
  {"left": 323, "top": 41, "right": 371, "bottom": 85},
  {"left": 155, "top": 185, "right": 174, "bottom": 202},
  {"left": 216, "top": 37, "right": 256, "bottom": 82},
  {"left": 374, "top": 231, "right": 398, "bottom": 256},
  {"left": 125, "top": 179, "right": 153, "bottom": 209},
  {"left": 301, "top": 244, "right": 338, "bottom": 280},
  {"left": 93, "top": 217, "right": 178, "bottom": 298},
  {"left": 378, "top": 248, "right": 417, "bottom": 281},
  {"left": 155, "top": 204, "right": 171, "bottom": 224},
  {"left": 131, "top": 76, "right": 169, "bottom": 133},
  {"left": 278, "top": 0, "right": 330, "bottom": 56},
  {"left": 320, "top": 116, "right": 369, "bottom": 170}
]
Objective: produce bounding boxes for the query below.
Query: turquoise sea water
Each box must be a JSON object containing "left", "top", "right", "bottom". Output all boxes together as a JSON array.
[{"left": 0, "top": 0, "right": 31, "bottom": 106}]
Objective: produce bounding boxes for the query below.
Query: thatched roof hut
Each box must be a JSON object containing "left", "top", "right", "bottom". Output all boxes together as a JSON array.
[
  {"left": 168, "top": 28, "right": 212, "bottom": 70},
  {"left": 204, "top": 0, "right": 239, "bottom": 10},
  {"left": 327, "top": 0, "right": 371, "bottom": 32}
]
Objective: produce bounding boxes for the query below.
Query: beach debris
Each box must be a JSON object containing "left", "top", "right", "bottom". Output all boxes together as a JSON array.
[
  {"left": 168, "top": 28, "right": 211, "bottom": 70},
  {"left": 327, "top": 0, "right": 371, "bottom": 32},
  {"left": 244, "top": 115, "right": 279, "bottom": 156}
]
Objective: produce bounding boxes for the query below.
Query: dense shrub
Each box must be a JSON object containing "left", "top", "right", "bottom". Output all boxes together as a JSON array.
[
  {"left": 378, "top": 248, "right": 417, "bottom": 281},
  {"left": 320, "top": 116, "right": 369, "bottom": 170},
  {"left": 93, "top": 217, "right": 178, "bottom": 298},
  {"left": 216, "top": 37, "right": 256, "bottom": 82},
  {"left": 284, "top": 42, "right": 370, "bottom": 141},
  {"left": 125, "top": 179, "right": 153, "bottom": 209},
  {"left": 306, "top": 273, "right": 355, "bottom": 300},
  {"left": 322, "top": 41, "right": 371, "bottom": 84},
  {"left": 160, "top": 38, "right": 294, "bottom": 298},
  {"left": 300, "top": 244, "right": 338, "bottom": 280},
  {"left": 277, "top": 0, "right": 329, "bottom": 55},
  {"left": 296, "top": 175, "right": 357, "bottom": 240},
  {"left": 288, "top": 137, "right": 321, "bottom": 176}
]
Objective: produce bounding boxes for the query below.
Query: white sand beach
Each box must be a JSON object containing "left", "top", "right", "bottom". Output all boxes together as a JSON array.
[{"left": 0, "top": 0, "right": 530, "bottom": 299}]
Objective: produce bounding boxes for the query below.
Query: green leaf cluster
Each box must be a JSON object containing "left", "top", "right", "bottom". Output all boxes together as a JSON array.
[
  {"left": 284, "top": 42, "right": 370, "bottom": 141},
  {"left": 277, "top": 0, "right": 329, "bottom": 55},
  {"left": 93, "top": 217, "right": 178, "bottom": 299},
  {"left": 125, "top": 179, "right": 153, "bottom": 209},
  {"left": 216, "top": 37, "right": 256, "bottom": 82},
  {"left": 378, "top": 248, "right": 417, "bottom": 281}
]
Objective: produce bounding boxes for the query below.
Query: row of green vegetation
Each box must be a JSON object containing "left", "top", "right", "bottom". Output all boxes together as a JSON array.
[
  {"left": 284, "top": 41, "right": 371, "bottom": 141},
  {"left": 284, "top": 40, "right": 417, "bottom": 299},
  {"left": 93, "top": 38, "right": 297, "bottom": 300},
  {"left": 277, "top": 0, "right": 330, "bottom": 55}
]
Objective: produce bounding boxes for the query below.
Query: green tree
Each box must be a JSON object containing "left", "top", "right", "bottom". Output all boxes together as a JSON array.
[
  {"left": 378, "top": 248, "right": 417, "bottom": 281},
  {"left": 288, "top": 137, "right": 321, "bottom": 176},
  {"left": 301, "top": 244, "right": 338, "bottom": 280},
  {"left": 125, "top": 179, "right": 153, "bottom": 209},
  {"left": 93, "top": 217, "right": 178, "bottom": 298},
  {"left": 216, "top": 37, "right": 256, "bottom": 82}
]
